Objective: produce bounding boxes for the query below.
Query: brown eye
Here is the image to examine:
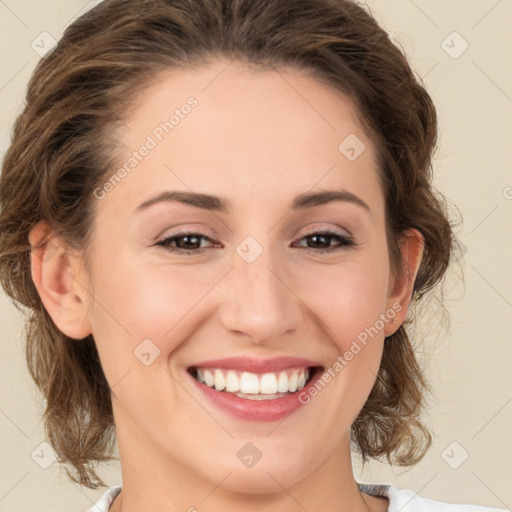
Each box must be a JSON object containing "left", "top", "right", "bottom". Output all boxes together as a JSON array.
[
  {"left": 155, "top": 232, "right": 216, "bottom": 255},
  {"left": 294, "top": 230, "right": 356, "bottom": 253}
]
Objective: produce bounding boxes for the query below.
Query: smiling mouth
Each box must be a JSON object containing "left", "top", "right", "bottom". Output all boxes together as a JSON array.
[{"left": 187, "top": 365, "right": 322, "bottom": 400}]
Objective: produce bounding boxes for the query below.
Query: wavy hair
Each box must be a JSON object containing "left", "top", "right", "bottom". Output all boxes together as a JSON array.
[{"left": 0, "top": 0, "right": 457, "bottom": 488}]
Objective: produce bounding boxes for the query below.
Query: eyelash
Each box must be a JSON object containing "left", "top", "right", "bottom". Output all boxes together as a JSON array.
[{"left": 154, "top": 229, "right": 357, "bottom": 255}]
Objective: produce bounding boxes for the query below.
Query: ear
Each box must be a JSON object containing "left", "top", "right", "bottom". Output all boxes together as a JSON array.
[
  {"left": 28, "top": 221, "right": 92, "bottom": 339},
  {"left": 384, "top": 228, "right": 424, "bottom": 337}
]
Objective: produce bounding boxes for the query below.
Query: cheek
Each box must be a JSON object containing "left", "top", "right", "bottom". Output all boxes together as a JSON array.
[
  {"left": 294, "top": 256, "right": 388, "bottom": 404},
  {"left": 298, "top": 254, "right": 390, "bottom": 342},
  {"left": 86, "top": 251, "right": 221, "bottom": 378}
]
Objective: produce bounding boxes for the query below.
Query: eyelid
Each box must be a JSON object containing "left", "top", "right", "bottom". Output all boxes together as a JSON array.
[
  {"left": 299, "top": 225, "right": 351, "bottom": 238},
  {"left": 153, "top": 223, "right": 220, "bottom": 242}
]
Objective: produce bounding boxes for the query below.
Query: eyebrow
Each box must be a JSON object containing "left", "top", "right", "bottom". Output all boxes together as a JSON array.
[{"left": 135, "top": 188, "right": 370, "bottom": 214}]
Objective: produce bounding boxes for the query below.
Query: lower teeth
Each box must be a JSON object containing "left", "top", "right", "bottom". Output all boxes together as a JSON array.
[{"left": 232, "top": 391, "right": 290, "bottom": 400}]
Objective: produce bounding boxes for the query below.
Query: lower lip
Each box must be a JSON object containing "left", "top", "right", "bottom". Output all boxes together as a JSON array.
[{"left": 187, "top": 367, "right": 323, "bottom": 422}]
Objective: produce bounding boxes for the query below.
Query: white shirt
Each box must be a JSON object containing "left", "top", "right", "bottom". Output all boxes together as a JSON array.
[{"left": 86, "top": 483, "right": 508, "bottom": 511}]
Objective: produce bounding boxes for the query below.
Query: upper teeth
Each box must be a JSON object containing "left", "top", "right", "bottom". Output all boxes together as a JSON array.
[{"left": 195, "top": 367, "right": 311, "bottom": 394}]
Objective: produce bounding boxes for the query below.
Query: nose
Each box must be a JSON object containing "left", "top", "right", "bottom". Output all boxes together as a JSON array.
[{"left": 217, "top": 245, "right": 303, "bottom": 345}]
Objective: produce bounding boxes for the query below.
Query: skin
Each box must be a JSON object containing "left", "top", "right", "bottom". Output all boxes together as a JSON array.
[{"left": 29, "top": 59, "right": 424, "bottom": 512}]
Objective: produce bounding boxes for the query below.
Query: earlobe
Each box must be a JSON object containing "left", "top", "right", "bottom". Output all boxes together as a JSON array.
[
  {"left": 29, "top": 221, "right": 92, "bottom": 340},
  {"left": 384, "top": 228, "right": 425, "bottom": 337}
]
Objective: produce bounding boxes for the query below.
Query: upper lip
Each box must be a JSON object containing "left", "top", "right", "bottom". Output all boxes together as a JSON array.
[{"left": 188, "top": 356, "right": 323, "bottom": 374}]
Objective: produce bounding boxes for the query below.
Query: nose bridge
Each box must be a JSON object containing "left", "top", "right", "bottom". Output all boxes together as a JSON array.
[{"left": 218, "top": 236, "right": 301, "bottom": 343}]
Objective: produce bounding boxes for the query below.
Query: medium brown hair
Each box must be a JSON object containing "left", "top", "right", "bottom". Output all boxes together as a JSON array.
[{"left": 0, "top": 0, "right": 456, "bottom": 489}]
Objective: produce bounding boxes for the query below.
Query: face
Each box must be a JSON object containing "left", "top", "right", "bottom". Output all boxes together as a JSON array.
[{"left": 72, "top": 60, "right": 405, "bottom": 494}]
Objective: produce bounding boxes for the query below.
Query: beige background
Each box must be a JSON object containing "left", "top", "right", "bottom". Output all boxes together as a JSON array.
[{"left": 0, "top": 0, "right": 511, "bottom": 510}]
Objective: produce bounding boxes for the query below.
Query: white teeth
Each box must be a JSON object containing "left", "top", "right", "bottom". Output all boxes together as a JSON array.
[
  {"left": 240, "top": 372, "right": 259, "bottom": 394},
  {"left": 277, "top": 371, "right": 289, "bottom": 393},
  {"left": 194, "top": 367, "right": 311, "bottom": 395},
  {"left": 260, "top": 373, "right": 278, "bottom": 394},
  {"left": 225, "top": 370, "right": 239, "bottom": 392},
  {"left": 204, "top": 369, "right": 214, "bottom": 387},
  {"left": 214, "top": 369, "right": 225, "bottom": 391},
  {"left": 289, "top": 370, "right": 298, "bottom": 392}
]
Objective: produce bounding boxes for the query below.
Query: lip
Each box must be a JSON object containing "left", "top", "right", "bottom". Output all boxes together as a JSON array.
[
  {"left": 186, "top": 361, "right": 325, "bottom": 422},
  {"left": 188, "top": 356, "right": 322, "bottom": 374}
]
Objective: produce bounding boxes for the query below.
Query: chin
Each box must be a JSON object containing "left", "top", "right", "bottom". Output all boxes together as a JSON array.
[{"left": 203, "top": 457, "right": 311, "bottom": 495}]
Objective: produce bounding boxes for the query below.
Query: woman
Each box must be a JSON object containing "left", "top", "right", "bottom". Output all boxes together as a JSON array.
[{"left": 0, "top": 0, "right": 505, "bottom": 511}]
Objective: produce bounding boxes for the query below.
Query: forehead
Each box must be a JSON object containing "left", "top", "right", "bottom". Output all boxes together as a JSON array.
[{"left": 100, "top": 60, "right": 383, "bottom": 218}]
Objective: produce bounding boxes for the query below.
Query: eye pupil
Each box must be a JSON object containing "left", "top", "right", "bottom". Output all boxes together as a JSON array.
[
  {"left": 308, "top": 234, "right": 330, "bottom": 248},
  {"left": 178, "top": 235, "right": 200, "bottom": 249}
]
